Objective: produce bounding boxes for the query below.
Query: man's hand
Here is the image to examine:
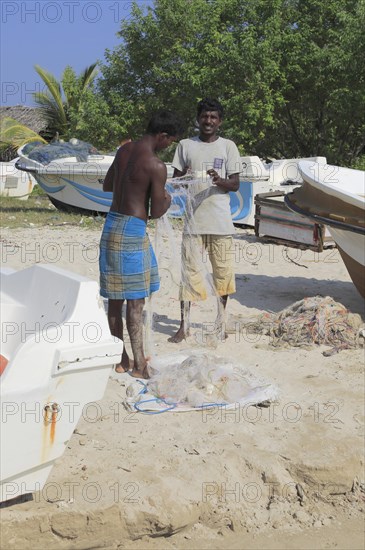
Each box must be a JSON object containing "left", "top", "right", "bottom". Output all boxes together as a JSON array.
[
  {"left": 207, "top": 169, "right": 221, "bottom": 186},
  {"left": 206, "top": 170, "right": 240, "bottom": 193},
  {"left": 165, "top": 191, "right": 172, "bottom": 208}
]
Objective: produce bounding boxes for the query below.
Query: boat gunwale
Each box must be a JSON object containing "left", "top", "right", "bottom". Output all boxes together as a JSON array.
[
  {"left": 15, "top": 159, "right": 113, "bottom": 176},
  {"left": 284, "top": 195, "right": 365, "bottom": 236}
]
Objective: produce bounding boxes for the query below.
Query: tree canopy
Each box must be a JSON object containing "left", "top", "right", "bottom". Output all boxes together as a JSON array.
[{"left": 96, "top": 0, "right": 364, "bottom": 165}]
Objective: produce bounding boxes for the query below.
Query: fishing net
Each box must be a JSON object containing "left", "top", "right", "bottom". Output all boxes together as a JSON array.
[
  {"left": 125, "top": 351, "right": 279, "bottom": 412},
  {"left": 25, "top": 139, "right": 101, "bottom": 165},
  {"left": 167, "top": 172, "right": 223, "bottom": 220},
  {"left": 242, "top": 296, "right": 364, "bottom": 354},
  {"left": 153, "top": 174, "right": 226, "bottom": 341}
]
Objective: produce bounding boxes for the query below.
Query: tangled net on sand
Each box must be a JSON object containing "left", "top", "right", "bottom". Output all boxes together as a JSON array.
[
  {"left": 245, "top": 296, "right": 364, "bottom": 355},
  {"left": 146, "top": 353, "right": 279, "bottom": 409}
]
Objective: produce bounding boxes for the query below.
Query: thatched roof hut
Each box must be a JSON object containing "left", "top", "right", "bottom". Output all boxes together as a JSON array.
[
  {"left": 0, "top": 105, "right": 47, "bottom": 134},
  {"left": 0, "top": 105, "right": 48, "bottom": 161}
]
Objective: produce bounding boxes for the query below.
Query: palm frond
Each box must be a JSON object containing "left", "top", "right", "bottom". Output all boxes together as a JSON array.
[
  {"left": 33, "top": 92, "right": 68, "bottom": 129},
  {"left": 34, "top": 65, "right": 66, "bottom": 121},
  {"left": 0, "top": 117, "right": 46, "bottom": 149},
  {"left": 80, "top": 63, "right": 99, "bottom": 90}
]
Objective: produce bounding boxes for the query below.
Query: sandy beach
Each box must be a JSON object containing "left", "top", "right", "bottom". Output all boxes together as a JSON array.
[{"left": 0, "top": 223, "right": 364, "bottom": 550}]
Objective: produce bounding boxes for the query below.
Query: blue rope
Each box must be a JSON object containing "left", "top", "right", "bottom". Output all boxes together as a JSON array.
[
  {"left": 133, "top": 381, "right": 227, "bottom": 413},
  {"left": 137, "top": 381, "right": 148, "bottom": 395},
  {"left": 133, "top": 398, "right": 177, "bottom": 414}
]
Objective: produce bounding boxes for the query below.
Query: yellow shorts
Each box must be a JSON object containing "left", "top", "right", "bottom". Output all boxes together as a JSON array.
[{"left": 180, "top": 234, "right": 236, "bottom": 301}]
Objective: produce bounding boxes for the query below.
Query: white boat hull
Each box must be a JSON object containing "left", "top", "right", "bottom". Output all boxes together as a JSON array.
[
  {"left": 329, "top": 228, "right": 365, "bottom": 299},
  {"left": 0, "top": 159, "right": 36, "bottom": 199},
  {"left": 330, "top": 227, "right": 365, "bottom": 267},
  {"left": 0, "top": 265, "right": 123, "bottom": 502},
  {"left": 17, "top": 155, "right": 115, "bottom": 213},
  {"left": 298, "top": 161, "right": 365, "bottom": 209},
  {"left": 34, "top": 168, "right": 113, "bottom": 213},
  {"left": 285, "top": 162, "right": 365, "bottom": 298}
]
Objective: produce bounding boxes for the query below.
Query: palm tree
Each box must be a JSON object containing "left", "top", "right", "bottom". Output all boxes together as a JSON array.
[
  {"left": 0, "top": 64, "right": 99, "bottom": 155},
  {"left": 33, "top": 63, "right": 99, "bottom": 140}
]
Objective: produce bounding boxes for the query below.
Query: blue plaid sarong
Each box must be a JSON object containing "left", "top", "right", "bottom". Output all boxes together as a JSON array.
[{"left": 99, "top": 212, "right": 160, "bottom": 299}]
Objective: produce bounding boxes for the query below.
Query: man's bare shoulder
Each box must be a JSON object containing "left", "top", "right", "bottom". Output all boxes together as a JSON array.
[
  {"left": 115, "top": 140, "right": 166, "bottom": 181},
  {"left": 143, "top": 155, "right": 167, "bottom": 177}
]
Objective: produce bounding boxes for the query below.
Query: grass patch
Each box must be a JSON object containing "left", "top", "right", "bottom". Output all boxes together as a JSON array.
[
  {"left": 0, "top": 187, "right": 185, "bottom": 230},
  {"left": 0, "top": 188, "right": 105, "bottom": 229}
]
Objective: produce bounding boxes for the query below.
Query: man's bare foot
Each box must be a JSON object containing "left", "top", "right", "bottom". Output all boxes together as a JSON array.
[
  {"left": 115, "top": 364, "right": 129, "bottom": 373},
  {"left": 130, "top": 365, "right": 149, "bottom": 379},
  {"left": 168, "top": 327, "right": 189, "bottom": 343},
  {"left": 115, "top": 358, "right": 133, "bottom": 373},
  {"left": 129, "top": 356, "right": 151, "bottom": 379}
]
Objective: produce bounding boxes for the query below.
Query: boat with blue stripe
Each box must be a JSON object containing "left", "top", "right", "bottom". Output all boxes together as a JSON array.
[{"left": 17, "top": 141, "right": 326, "bottom": 226}]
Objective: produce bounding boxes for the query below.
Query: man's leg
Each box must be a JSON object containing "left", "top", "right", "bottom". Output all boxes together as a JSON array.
[
  {"left": 107, "top": 299, "right": 132, "bottom": 373},
  {"left": 209, "top": 236, "right": 235, "bottom": 339},
  {"left": 168, "top": 235, "right": 205, "bottom": 343},
  {"left": 126, "top": 298, "right": 149, "bottom": 378},
  {"left": 221, "top": 295, "right": 228, "bottom": 310},
  {"left": 168, "top": 300, "right": 191, "bottom": 343}
]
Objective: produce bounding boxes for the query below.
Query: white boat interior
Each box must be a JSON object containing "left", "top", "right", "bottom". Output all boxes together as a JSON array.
[{"left": 0, "top": 264, "right": 123, "bottom": 502}]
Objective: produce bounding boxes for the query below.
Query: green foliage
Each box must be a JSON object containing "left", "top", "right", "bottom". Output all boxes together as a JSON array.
[
  {"left": 67, "top": 89, "right": 120, "bottom": 151},
  {"left": 96, "top": 0, "right": 364, "bottom": 165},
  {"left": 0, "top": 117, "right": 46, "bottom": 155},
  {"left": 267, "top": 0, "right": 365, "bottom": 164},
  {"left": 351, "top": 155, "right": 365, "bottom": 171}
]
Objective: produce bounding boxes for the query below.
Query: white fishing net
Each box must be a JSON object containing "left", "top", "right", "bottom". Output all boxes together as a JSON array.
[
  {"left": 152, "top": 174, "right": 226, "bottom": 341},
  {"left": 131, "top": 176, "right": 279, "bottom": 412},
  {"left": 147, "top": 352, "right": 278, "bottom": 408},
  {"left": 123, "top": 352, "right": 279, "bottom": 412}
]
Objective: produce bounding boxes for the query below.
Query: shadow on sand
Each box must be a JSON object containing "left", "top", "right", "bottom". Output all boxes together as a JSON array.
[
  {"left": 148, "top": 273, "right": 363, "bottom": 340},
  {"left": 234, "top": 274, "right": 364, "bottom": 316}
]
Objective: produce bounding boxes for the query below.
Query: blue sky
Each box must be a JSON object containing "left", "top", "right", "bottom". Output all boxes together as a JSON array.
[{"left": 1, "top": 1, "right": 151, "bottom": 106}]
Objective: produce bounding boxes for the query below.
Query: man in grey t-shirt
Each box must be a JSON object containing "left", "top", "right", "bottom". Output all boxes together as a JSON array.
[{"left": 168, "top": 98, "right": 241, "bottom": 343}]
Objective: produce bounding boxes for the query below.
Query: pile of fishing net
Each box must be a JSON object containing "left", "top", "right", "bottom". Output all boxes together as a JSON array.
[
  {"left": 245, "top": 296, "right": 364, "bottom": 354},
  {"left": 126, "top": 352, "right": 279, "bottom": 412},
  {"left": 24, "top": 139, "right": 100, "bottom": 165}
]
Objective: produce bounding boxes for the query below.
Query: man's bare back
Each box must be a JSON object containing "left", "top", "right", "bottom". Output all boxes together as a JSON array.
[{"left": 104, "top": 135, "right": 172, "bottom": 221}]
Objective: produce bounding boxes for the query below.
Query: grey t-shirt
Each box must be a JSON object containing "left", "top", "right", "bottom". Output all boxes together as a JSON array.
[{"left": 172, "top": 136, "right": 241, "bottom": 234}]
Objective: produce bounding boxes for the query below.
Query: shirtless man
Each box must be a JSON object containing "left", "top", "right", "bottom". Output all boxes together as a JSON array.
[{"left": 99, "top": 111, "right": 182, "bottom": 378}]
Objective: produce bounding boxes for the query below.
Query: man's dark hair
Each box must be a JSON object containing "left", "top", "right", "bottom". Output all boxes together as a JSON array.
[
  {"left": 197, "top": 98, "right": 224, "bottom": 119},
  {"left": 146, "top": 110, "right": 183, "bottom": 136}
]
